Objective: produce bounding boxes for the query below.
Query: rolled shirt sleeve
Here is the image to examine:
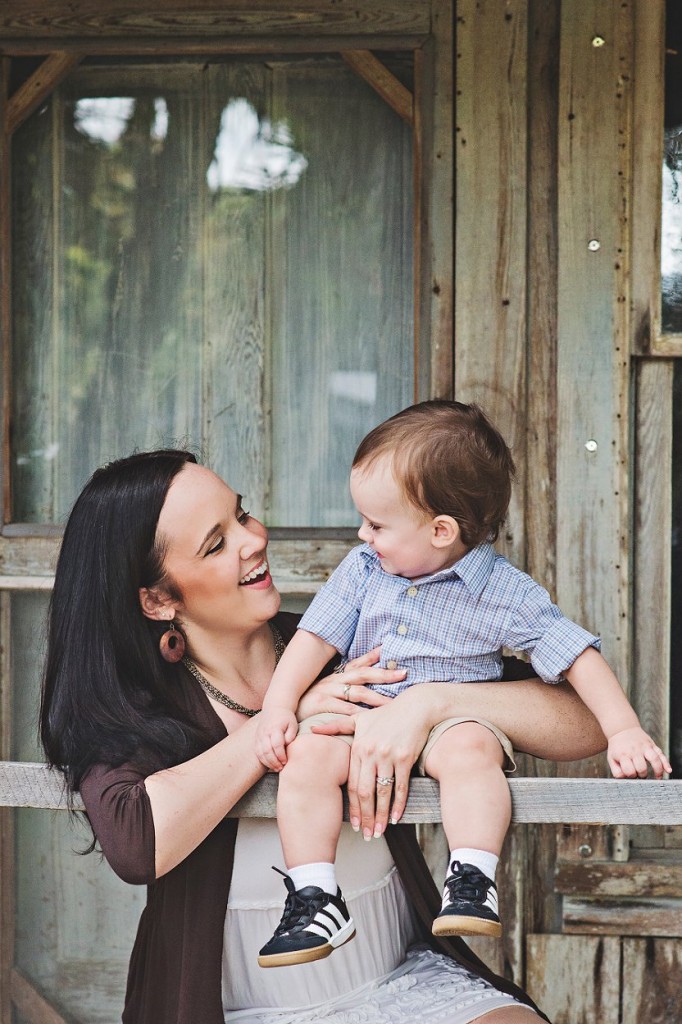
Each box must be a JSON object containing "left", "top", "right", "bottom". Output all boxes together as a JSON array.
[{"left": 503, "top": 578, "right": 601, "bottom": 682}]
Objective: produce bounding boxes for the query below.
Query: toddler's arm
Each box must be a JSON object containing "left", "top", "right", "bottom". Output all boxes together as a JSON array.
[
  {"left": 565, "top": 647, "right": 671, "bottom": 778},
  {"left": 255, "top": 630, "right": 338, "bottom": 771}
]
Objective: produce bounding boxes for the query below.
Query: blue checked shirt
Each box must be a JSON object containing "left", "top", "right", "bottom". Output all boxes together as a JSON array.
[{"left": 298, "top": 543, "right": 600, "bottom": 697}]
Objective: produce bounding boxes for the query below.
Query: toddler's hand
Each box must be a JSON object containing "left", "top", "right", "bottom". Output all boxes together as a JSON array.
[
  {"left": 255, "top": 706, "right": 299, "bottom": 771},
  {"left": 607, "top": 727, "right": 671, "bottom": 779}
]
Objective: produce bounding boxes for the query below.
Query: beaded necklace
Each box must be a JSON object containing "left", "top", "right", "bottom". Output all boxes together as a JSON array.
[{"left": 182, "top": 622, "right": 285, "bottom": 717}]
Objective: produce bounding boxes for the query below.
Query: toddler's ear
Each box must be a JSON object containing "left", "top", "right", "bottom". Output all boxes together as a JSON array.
[{"left": 431, "top": 515, "right": 460, "bottom": 548}]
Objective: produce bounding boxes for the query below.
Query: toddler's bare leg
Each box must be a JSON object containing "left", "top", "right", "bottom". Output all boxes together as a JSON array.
[
  {"left": 423, "top": 721, "right": 510, "bottom": 855},
  {"left": 277, "top": 733, "right": 351, "bottom": 867}
]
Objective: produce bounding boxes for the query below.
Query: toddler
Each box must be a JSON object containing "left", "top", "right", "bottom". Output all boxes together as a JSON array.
[{"left": 255, "top": 400, "right": 670, "bottom": 968}]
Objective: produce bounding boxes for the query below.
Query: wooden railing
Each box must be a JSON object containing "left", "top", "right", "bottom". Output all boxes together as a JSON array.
[{"left": 1, "top": 761, "right": 681, "bottom": 824}]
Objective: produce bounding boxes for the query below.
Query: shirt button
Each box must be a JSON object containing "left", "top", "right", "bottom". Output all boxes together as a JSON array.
[
  {"left": 386, "top": 660, "right": 398, "bottom": 670},
  {"left": 407, "top": 586, "right": 418, "bottom": 597},
  {"left": 397, "top": 624, "right": 408, "bottom": 635}
]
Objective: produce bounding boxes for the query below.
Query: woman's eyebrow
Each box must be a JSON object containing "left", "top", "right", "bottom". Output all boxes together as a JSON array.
[
  {"left": 195, "top": 497, "right": 241, "bottom": 555},
  {"left": 195, "top": 523, "right": 220, "bottom": 556}
]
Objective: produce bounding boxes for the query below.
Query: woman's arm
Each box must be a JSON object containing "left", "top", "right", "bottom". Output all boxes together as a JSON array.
[
  {"left": 314, "top": 678, "right": 607, "bottom": 840},
  {"left": 82, "top": 716, "right": 266, "bottom": 882},
  {"left": 411, "top": 677, "right": 607, "bottom": 760},
  {"left": 144, "top": 715, "right": 265, "bottom": 876}
]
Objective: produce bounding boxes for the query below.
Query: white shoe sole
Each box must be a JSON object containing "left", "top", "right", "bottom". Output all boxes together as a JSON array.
[
  {"left": 432, "top": 914, "right": 502, "bottom": 938},
  {"left": 258, "top": 919, "right": 356, "bottom": 968}
]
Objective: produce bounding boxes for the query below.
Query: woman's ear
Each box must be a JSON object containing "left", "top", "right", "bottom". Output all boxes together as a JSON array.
[
  {"left": 139, "top": 586, "right": 176, "bottom": 622},
  {"left": 431, "top": 515, "right": 461, "bottom": 548}
]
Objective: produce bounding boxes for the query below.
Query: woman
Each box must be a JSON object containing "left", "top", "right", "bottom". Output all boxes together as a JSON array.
[{"left": 40, "top": 450, "right": 606, "bottom": 1024}]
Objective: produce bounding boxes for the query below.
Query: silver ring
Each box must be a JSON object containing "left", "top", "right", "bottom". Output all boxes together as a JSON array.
[
  {"left": 332, "top": 663, "right": 346, "bottom": 674},
  {"left": 376, "top": 775, "right": 395, "bottom": 787},
  {"left": 343, "top": 683, "right": 351, "bottom": 701}
]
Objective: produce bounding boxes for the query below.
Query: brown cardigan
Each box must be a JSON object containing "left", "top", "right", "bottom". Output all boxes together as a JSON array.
[{"left": 80, "top": 612, "right": 550, "bottom": 1024}]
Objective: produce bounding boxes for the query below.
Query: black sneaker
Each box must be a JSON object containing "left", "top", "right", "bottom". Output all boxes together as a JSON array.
[
  {"left": 432, "top": 860, "right": 502, "bottom": 938},
  {"left": 258, "top": 868, "right": 356, "bottom": 968}
]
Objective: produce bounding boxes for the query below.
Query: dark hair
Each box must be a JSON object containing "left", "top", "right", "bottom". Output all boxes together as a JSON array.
[
  {"left": 40, "top": 449, "right": 202, "bottom": 795},
  {"left": 352, "top": 400, "right": 515, "bottom": 547}
]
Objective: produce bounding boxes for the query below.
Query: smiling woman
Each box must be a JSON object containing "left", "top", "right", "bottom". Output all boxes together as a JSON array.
[{"left": 38, "top": 448, "right": 565, "bottom": 1024}]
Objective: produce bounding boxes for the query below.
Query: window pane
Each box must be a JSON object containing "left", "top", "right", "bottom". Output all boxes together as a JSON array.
[
  {"left": 11, "top": 59, "right": 413, "bottom": 525},
  {"left": 662, "top": 5, "right": 682, "bottom": 332}
]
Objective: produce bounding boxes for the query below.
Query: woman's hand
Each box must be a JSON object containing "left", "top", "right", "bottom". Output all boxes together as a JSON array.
[
  {"left": 296, "top": 647, "right": 403, "bottom": 720},
  {"left": 312, "top": 685, "right": 434, "bottom": 841}
]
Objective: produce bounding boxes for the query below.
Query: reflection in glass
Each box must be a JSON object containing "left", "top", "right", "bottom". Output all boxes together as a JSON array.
[
  {"left": 207, "top": 98, "right": 307, "bottom": 192},
  {"left": 74, "top": 96, "right": 136, "bottom": 145},
  {"left": 662, "top": 129, "right": 682, "bottom": 332},
  {"left": 662, "top": 4, "right": 682, "bottom": 332}
]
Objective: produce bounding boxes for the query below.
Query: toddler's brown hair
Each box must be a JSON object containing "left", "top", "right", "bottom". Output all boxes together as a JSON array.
[{"left": 352, "top": 400, "right": 515, "bottom": 547}]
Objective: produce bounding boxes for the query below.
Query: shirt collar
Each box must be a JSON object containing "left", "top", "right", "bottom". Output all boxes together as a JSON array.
[
  {"left": 360, "top": 541, "right": 496, "bottom": 597},
  {"left": 437, "top": 543, "right": 496, "bottom": 597}
]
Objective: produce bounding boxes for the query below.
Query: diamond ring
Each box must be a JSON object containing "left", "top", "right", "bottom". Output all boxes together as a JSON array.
[{"left": 376, "top": 776, "right": 395, "bottom": 787}]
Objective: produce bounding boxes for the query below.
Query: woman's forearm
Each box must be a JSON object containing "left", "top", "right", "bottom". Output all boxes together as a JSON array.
[
  {"left": 144, "top": 717, "right": 266, "bottom": 877},
  {"left": 398, "top": 679, "right": 607, "bottom": 761}
]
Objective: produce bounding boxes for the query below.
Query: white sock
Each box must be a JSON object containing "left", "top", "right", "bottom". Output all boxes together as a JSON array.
[
  {"left": 287, "top": 862, "right": 337, "bottom": 895},
  {"left": 449, "top": 847, "right": 499, "bottom": 883}
]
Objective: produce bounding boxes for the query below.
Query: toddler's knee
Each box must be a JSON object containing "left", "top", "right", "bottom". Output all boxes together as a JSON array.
[
  {"left": 427, "top": 722, "right": 504, "bottom": 774},
  {"left": 281, "top": 733, "right": 349, "bottom": 785}
]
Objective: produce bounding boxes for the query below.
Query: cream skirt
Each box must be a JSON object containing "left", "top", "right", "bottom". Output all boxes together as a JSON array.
[{"left": 222, "top": 820, "right": 521, "bottom": 1023}]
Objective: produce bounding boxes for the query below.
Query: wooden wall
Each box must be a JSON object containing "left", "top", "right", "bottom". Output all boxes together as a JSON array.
[{"left": 453, "top": 0, "right": 681, "bottom": 1016}]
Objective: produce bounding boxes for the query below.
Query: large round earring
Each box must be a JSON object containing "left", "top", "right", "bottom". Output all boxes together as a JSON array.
[{"left": 159, "top": 621, "right": 186, "bottom": 663}]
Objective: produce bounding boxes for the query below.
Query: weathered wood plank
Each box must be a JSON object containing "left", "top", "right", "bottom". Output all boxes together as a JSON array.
[
  {"left": 419, "top": 0, "right": 453, "bottom": 399},
  {"left": 454, "top": 0, "right": 528, "bottom": 566},
  {"left": 621, "top": 938, "right": 682, "bottom": 1023},
  {"left": 526, "top": 934, "right": 621, "bottom": 1024},
  {"left": 556, "top": 857, "right": 682, "bottom": 899},
  {"left": 5, "top": 53, "right": 80, "bottom": 136},
  {"left": 556, "top": 0, "right": 632, "bottom": 677},
  {"left": 554, "top": 0, "right": 633, "bottom": 900},
  {"left": 523, "top": 0, "right": 563, "bottom": 943},
  {"left": 526, "top": 0, "right": 559, "bottom": 599},
  {"left": 563, "top": 897, "right": 682, "bottom": 937},
  {"left": 0, "top": 35, "right": 426, "bottom": 59},
  {"left": 341, "top": 51, "right": 413, "bottom": 124},
  {"left": 633, "top": 360, "right": 672, "bottom": 744},
  {"left": 631, "top": 0, "right": 667, "bottom": 354},
  {"left": 0, "top": 2, "right": 430, "bottom": 42},
  {"left": 10, "top": 968, "right": 70, "bottom": 1024},
  {"left": 2, "top": 764, "right": 681, "bottom": 825}
]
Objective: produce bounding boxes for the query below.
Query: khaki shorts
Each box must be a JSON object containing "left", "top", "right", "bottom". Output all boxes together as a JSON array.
[{"left": 298, "top": 713, "right": 516, "bottom": 774}]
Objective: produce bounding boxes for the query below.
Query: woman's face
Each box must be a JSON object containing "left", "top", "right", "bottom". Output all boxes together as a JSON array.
[{"left": 153, "top": 463, "right": 280, "bottom": 639}]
